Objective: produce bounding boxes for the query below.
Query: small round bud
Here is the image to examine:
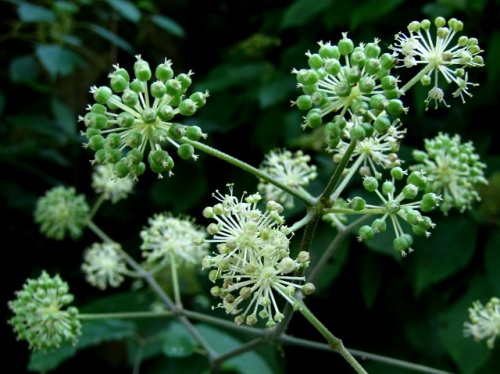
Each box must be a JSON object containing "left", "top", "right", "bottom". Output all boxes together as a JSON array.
[
  {"left": 390, "top": 167, "right": 405, "bottom": 180},
  {"left": 387, "top": 99, "right": 406, "bottom": 116},
  {"left": 308, "top": 53, "right": 323, "bottom": 70},
  {"left": 350, "top": 196, "right": 366, "bottom": 211},
  {"left": 178, "top": 143, "right": 195, "bottom": 160},
  {"left": 374, "top": 116, "right": 390, "bottom": 133},
  {"left": 93, "top": 86, "right": 113, "bottom": 104},
  {"left": 393, "top": 234, "right": 413, "bottom": 253},
  {"left": 363, "top": 176, "right": 379, "bottom": 192},
  {"left": 302, "top": 283, "right": 316, "bottom": 295},
  {"left": 296, "top": 95, "right": 313, "bottom": 110},
  {"left": 371, "top": 218, "right": 387, "bottom": 233},
  {"left": 358, "top": 225, "right": 374, "bottom": 241},
  {"left": 338, "top": 33, "right": 354, "bottom": 55},
  {"left": 420, "top": 193, "right": 440, "bottom": 212},
  {"left": 155, "top": 61, "right": 174, "bottom": 81},
  {"left": 402, "top": 183, "right": 419, "bottom": 199},
  {"left": 179, "top": 98, "right": 197, "bottom": 116},
  {"left": 350, "top": 124, "right": 366, "bottom": 140}
]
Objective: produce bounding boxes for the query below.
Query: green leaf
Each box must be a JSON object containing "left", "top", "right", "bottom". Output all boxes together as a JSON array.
[
  {"left": 486, "top": 32, "right": 500, "bottom": 84},
  {"left": 107, "top": 0, "right": 141, "bottom": 23},
  {"left": 358, "top": 253, "right": 384, "bottom": 308},
  {"left": 17, "top": 3, "right": 56, "bottom": 23},
  {"left": 162, "top": 320, "right": 198, "bottom": 358},
  {"left": 150, "top": 14, "right": 185, "bottom": 37},
  {"left": 484, "top": 230, "right": 500, "bottom": 295},
  {"left": 86, "top": 23, "right": 135, "bottom": 53},
  {"left": 35, "top": 44, "right": 83, "bottom": 78},
  {"left": 349, "top": 0, "right": 404, "bottom": 30},
  {"left": 51, "top": 98, "right": 77, "bottom": 139},
  {"left": 408, "top": 214, "right": 477, "bottom": 294},
  {"left": 28, "top": 319, "right": 136, "bottom": 372},
  {"left": 196, "top": 324, "right": 274, "bottom": 374},
  {"left": 9, "top": 55, "right": 39, "bottom": 83},
  {"left": 280, "top": 0, "right": 332, "bottom": 29},
  {"left": 437, "top": 275, "right": 493, "bottom": 374},
  {"left": 257, "top": 75, "right": 294, "bottom": 109},
  {"left": 199, "top": 62, "right": 273, "bottom": 93}
]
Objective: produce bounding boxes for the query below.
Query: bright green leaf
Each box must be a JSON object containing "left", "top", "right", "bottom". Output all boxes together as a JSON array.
[
  {"left": 151, "top": 14, "right": 185, "bottom": 37},
  {"left": 196, "top": 324, "right": 274, "bottom": 374},
  {"left": 35, "top": 45, "right": 83, "bottom": 78},
  {"left": 17, "top": 3, "right": 56, "bottom": 23},
  {"left": 9, "top": 55, "right": 39, "bottom": 83},
  {"left": 408, "top": 215, "right": 477, "bottom": 294},
  {"left": 280, "top": 0, "right": 331, "bottom": 29},
  {"left": 162, "top": 320, "right": 197, "bottom": 358},
  {"left": 86, "top": 23, "right": 135, "bottom": 53},
  {"left": 107, "top": 0, "right": 141, "bottom": 23}
]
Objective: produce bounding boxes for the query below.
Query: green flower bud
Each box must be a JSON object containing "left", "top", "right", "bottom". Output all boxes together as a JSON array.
[
  {"left": 178, "top": 143, "right": 195, "bottom": 160},
  {"left": 88, "top": 134, "right": 105, "bottom": 151},
  {"left": 338, "top": 33, "right": 354, "bottom": 55},
  {"left": 345, "top": 67, "right": 361, "bottom": 84},
  {"left": 116, "top": 112, "right": 134, "bottom": 128},
  {"left": 380, "top": 53, "right": 395, "bottom": 70},
  {"left": 381, "top": 75, "right": 398, "bottom": 91},
  {"left": 308, "top": 53, "right": 323, "bottom": 70},
  {"left": 305, "top": 109, "right": 322, "bottom": 129},
  {"left": 359, "top": 76, "right": 376, "bottom": 93},
  {"left": 350, "top": 196, "right": 366, "bottom": 211},
  {"left": 370, "top": 94, "right": 388, "bottom": 110},
  {"left": 93, "top": 86, "right": 113, "bottom": 104},
  {"left": 168, "top": 123, "right": 184, "bottom": 139},
  {"left": 390, "top": 167, "right": 405, "bottom": 180},
  {"left": 150, "top": 81, "right": 166, "bottom": 98},
  {"left": 155, "top": 61, "right": 174, "bottom": 81},
  {"left": 190, "top": 91, "right": 208, "bottom": 108},
  {"left": 420, "top": 192, "right": 440, "bottom": 212},
  {"left": 296, "top": 69, "right": 319, "bottom": 85},
  {"left": 363, "top": 176, "right": 379, "bottom": 192},
  {"left": 84, "top": 112, "right": 109, "bottom": 129},
  {"left": 177, "top": 73, "right": 192, "bottom": 90},
  {"left": 157, "top": 105, "right": 174, "bottom": 121},
  {"left": 185, "top": 125, "right": 203, "bottom": 141},
  {"left": 126, "top": 148, "right": 143, "bottom": 165},
  {"left": 301, "top": 83, "right": 317, "bottom": 95},
  {"left": 350, "top": 49, "right": 366, "bottom": 67},
  {"left": 374, "top": 115, "right": 390, "bottom": 133},
  {"left": 296, "top": 95, "right": 313, "bottom": 110},
  {"left": 105, "top": 133, "right": 122, "bottom": 149},
  {"left": 179, "top": 98, "right": 197, "bottom": 116},
  {"left": 122, "top": 89, "right": 139, "bottom": 107},
  {"left": 402, "top": 183, "right": 418, "bottom": 199},
  {"left": 364, "top": 42, "right": 381, "bottom": 58},
  {"left": 319, "top": 43, "right": 340, "bottom": 59},
  {"left": 371, "top": 218, "right": 386, "bottom": 233},
  {"left": 387, "top": 99, "right": 406, "bottom": 115},
  {"left": 324, "top": 58, "right": 341, "bottom": 75},
  {"left": 393, "top": 234, "right": 413, "bottom": 253},
  {"left": 134, "top": 58, "right": 151, "bottom": 82},
  {"left": 302, "top": 283, "right": 316, "bottom": 296},
  {"left": 335, "top": 81, "right": 352, "bottom": 97},
  {"left": 124, "top": 131, "right": 142, "bottom": 148},
  {"left": 407, "top": 171, "right": 428, "bottom": 190},
  {"left": 141, "top": 108, "right": 157, "bottom": 124},
  {"left": 129, "top": 162, "right": 146, "bottom": 178},
  {"left": 113, "top": 160, "right": 130, "bottom": 178},
  {"left": 382, "top": 181, "right": 395, "bottom": 195},
  {"left": 350, "top": 124, "right": 366, "bottom": 140},
  {"left": 166, "top": 79, "right": 182, "bottom": 96},
  {"left": 110, "top": 73, "right": 129, "bottom": 93},
  {"left": 129, "top": 78, "right": 144, "bottom": 93}
]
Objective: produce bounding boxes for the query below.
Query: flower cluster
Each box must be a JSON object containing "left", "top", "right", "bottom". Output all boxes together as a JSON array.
[
  {"left": 91, "top": 164, "right": 135, "bottom": 203},
  {"left": 464, "top": 297, "right": 500, "bottom": 349},
  {"left": 140, "top": 213, "right": 209, "bottom": 266},
  {"left": 82, "top": 242, "right": 129, "bottom": 290},
  {"left": 8, "top": 271, "right": 81, "bottom": 351},
  {"left": 257, "top": 148, "right": 317, "bottom": 208},
  {"left": 202, "top": 185, "right": 314, "bottom": 327},
  {"left": 79, "top": 55, "right": 210, "bottom": 179},
  {"left": 291, "top": 35, "right": 408, "bottom": 142},
  {"left": 390, "top": 17, "right": 484, "bottom": 109},
  {"left": 410, "top": 132, "right": 487, "bottom": 214},
  {"left": 347, "top": 168, "right": 440, "bottom": 256},
  {"left": 34, "top": 186, "right": 89, "bottom": 240}
]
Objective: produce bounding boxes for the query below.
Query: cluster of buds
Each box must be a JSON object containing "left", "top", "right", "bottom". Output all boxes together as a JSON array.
[
  {"left": 390, "top": 17, "right": 484, "bottom": 109},
  {"left": 464, "top": 297, "right": 500, "bottom": 349},
  {"left": 257, "top": 148, "right": 318, "bottom": 208},
  {"left": 34, "top": 186, "right": 90, "bottom": 240},
  {"left": 410, "top": 132, "right": 488, "bottom": 214},
  {"left": 8, "top": 271, "right": 81, "bottom": 351},
  {"left": 79, "top": 55, "right": 209, "bottom": 179},
  {"left": 201, "top": 185, "right": 314, "bottom": 327},
  {"left": 91, "top": 164, "right": 135, "bottom": 203}
]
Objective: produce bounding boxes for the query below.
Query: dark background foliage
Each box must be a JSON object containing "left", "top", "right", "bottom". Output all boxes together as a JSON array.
[{"left": 1, "top": 0, "right": 500, "bottom": 373}]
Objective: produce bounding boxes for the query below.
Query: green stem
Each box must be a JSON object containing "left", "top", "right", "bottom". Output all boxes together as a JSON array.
[
  {"left": 170, "top": 253, "right": 182, "bottom": 306},
  {"left": 399, "top": 64, "right": 433, "bottom": 95},
  {"left": 87, "top": 194, "right": 106, "bottom": 222},
  {"left": 79, "top": 310, "right": 173, "bottom": 320},
  {"left": 181, "top": 138, "right": 316, "bottom": 206}
]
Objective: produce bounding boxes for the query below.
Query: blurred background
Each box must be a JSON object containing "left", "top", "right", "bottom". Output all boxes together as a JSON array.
[{"left": 1, "top": 0, "right": 499, "bottom": 373}]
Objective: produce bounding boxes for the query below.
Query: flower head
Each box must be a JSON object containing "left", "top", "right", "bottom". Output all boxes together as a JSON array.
[
  {"left": 34, "top": 186, "right": 89, "bottom": 240},
  {"left": 201, "top": 185, "right": 313, "bottom": 327},
  {"left": 140, "top": 213, "right": 209, "bottom": 266},
  {"left": 258, "top": 149, "right": 317, "bottom": 208},
  {"left": 79, "top": 55, "right": 210, "bottom": 179},
  {"left": 390, "top": 17, "right": 484, "bottom": 109},
  {"left": 8, "top": 271, "right": 81, "bottom": 351},
  {"left": 411, "top": 132, "right": 487, "bottom": 214},
  {"left": 82, "top": 242, "right": 128, "bottom": 290},
  {"left": 91, "top": 164, "right": 135, "bottom": 203},
  {"left": 464, "top": 297, "right": 500, "bottom": 349}
]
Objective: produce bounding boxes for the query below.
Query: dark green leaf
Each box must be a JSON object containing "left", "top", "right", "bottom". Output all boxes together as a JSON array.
[
  {"left": 86, "top": 23, "right": 135, "bottom": 53},
  {"left": 359, "top": 253, "right": 384, "bottom": 308},
  {"left": 161, "top": 320, "right": 197, "bottom": 357},
  {"left": 280, "top": 0, "right": 332, "bottom": 29},
  {"left": 408, "top": 215, "right": 477, "bottom": 294},
  {"left": 486, "top": 32, "right": 500, "bottom": 84},
  {"left": 196, "top": 324, "right": 274, "bottom": 374},
  {"left": 51, "top": 98, "right": 77, "bottom": 138},
  {"left": 9, "top": 55, "right": 39, "bottom": 83},
  {"left": 35, "top": 45, "right": 83, "bottom": 78},
  {"left": 349, "top": 0, "right": 404, "bottom": 30},
  {"left": 484, "top": 230, "right": 500, "bottom": 295},
  {"left": 17, "top": 3, "right": 56, "bottom": 23},
  {"left": 257, "top": 75, "right": 294, "bottom": 109},
  {"left": 150, "top": 14, "right": 185, "bottom": 37},
  {"left": 108, "top": 0, "right": 142, "bottom": 23}
]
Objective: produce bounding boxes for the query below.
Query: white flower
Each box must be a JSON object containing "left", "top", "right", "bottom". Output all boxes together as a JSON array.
[
  {"left": 82, "top": 242, "right": 129, "bottom": 290},
  {"left": 258, "top": 149, "right": 317, "bottom": 208},
  {"left": 464, "top": 297, "right": 500, "bottom": 349},
  {"left": 91, "top": 164, "right": 135, "bottom": 203}
]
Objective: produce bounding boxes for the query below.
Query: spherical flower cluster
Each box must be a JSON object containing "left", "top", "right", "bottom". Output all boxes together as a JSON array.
[
  {"left": 411, "top": 132, "right": 487, "bottom": 214},
  {"left": 34, "top": 186, "right": 89, "bottom": 240},
  {"left": 8, "top": 271, "right": 81, "bottom": 351},
  {"left": 140, "top": 213, "right": 209, "bottom": 266},
  {"left": 464, "top": 297, "right": 500, "bottom": 349},
  {"left": 91, "top": 164, "right": 135, "bottom": 203},
  {"left": 82, "top": 242, "right": 129, "bottom": 290},
  {"left": 350, "top": 168, "right": 440, "bottom": 256},
  {"left": 257, "top": 148, "right": 318, "bottom": 208},
  {"left": 390, "top": 17, "right": 484, "bottom": 109},
  {"left": 201, "top": 185, "right": 314, "bottom": 327},
  {"left": 79, "top": 55, "right": 210, "bottom": 179},
  {"left": 291, "top": 35, "right": 408, "bottom": 139},
  {"left": 331, "top": 115, "right": 406, "bottom": 178}
]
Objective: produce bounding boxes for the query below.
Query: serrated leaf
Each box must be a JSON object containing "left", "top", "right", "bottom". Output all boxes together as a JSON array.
[
  {"left": 162, "top": 320, "right": 197, "bottom": 358},
  {"left": 196, "top": 324, "right": 274, "bottom": 374},
  {"left": 35, "top": 44, "right": 83, "bottom": 78},
  {"left": 28, "top": 319, "right": 136, "bottom": 372},
  {"left": 280, "top": 0, "right": 331, "bottom": 29},
  {"left": 349, "top": 0, "right": 404, "bottom": 30},
  {"left": 408, "top": 215, "right": 477, "bottom": 294},
  {"left": 17, "top": 3, "right": 56, "bottom": 23},
  {"left": 9, "top": 55, "right": 39, "bottom": 83},
  {"left": 107, "top": 0, "right": 141, "bottom": 23},
  {"left": 86, "top": 23, "right": 135, "bottom": 53},
  {"left": 150, "top": 14, "right": 185, "bottom": 37}
]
